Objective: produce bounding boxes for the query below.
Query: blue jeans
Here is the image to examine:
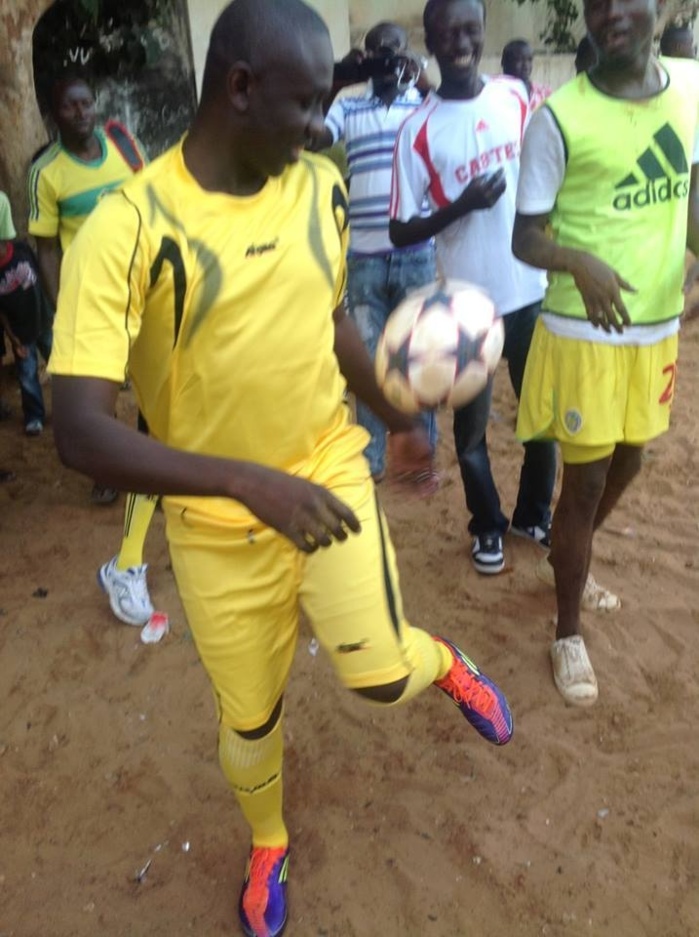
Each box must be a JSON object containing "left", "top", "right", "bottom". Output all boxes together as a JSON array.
[
  {"left": 453, "top": 301, "right": 556, "bottom": 536},
  {"left": 347, "top": 245, "right": 437, "bottom": 476},
  {"left": 16, "top": 328, "right": 52, "bottom": 426}
]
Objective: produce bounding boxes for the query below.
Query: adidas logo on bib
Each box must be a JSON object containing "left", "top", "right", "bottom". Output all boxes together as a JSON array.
[{"left": 613, "top": 123, "right": 689, "bottom": 212}]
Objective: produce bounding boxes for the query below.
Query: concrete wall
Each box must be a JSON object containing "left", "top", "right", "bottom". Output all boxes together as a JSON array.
[
  {"left": 187, "top": 0, "right": 351, "bottom": 97},
  {"left": 349, "top": 0, "right": 553, "bottom": 56}
]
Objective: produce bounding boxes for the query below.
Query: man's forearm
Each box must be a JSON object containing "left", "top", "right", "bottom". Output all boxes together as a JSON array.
[
  {"left": 687, "top": 166, "right": 699, "bottom": 256},
  {"left": 389, "top": 202, "right": 463, "bottom": 248},
  {"left": 52, "top": 377, "right": 271, "bottom": 506},
  {"left": 512, "top": 217, "right": 584, "bottom": 275},
  {"left": 687, "top": 197, "right": 699, "bottom": 256},
  {"left": 36, "top": 244, "right": 61, "bottom": 307}
]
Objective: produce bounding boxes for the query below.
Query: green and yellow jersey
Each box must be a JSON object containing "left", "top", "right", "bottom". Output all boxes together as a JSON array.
[
  {"left": 50, "top": 141, "right": 364, "bottom": 526},
  {"left": 27, "top": 127, "right": 147, "bottom": 251}
]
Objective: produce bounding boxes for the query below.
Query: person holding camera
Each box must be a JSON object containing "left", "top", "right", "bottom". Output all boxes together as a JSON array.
[{"left": 313, "top": 22, "right": 439, "bottom": 494}]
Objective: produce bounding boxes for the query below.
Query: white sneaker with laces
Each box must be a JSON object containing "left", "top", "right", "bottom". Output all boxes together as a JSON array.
[
  {"left": 98, "top": 556, "right": 154, "bottom": 626},
  {"left": 511, "top": 522, "right": 551, "bottom": 548},
  {"left": 550, "top": 635, "right": 598, "bottom": 706},
  {"left": 471, "top": 534, "right": 505, "bottom": 575}
]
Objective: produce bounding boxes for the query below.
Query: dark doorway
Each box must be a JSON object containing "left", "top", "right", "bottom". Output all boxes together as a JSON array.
[{"left": 32, "top": 0, "right": 196, "bottom": 159}]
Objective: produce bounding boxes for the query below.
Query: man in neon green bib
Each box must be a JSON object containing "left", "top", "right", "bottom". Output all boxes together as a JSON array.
[{"left": 512, "top": 0, "right": 699, "bottom": 706}]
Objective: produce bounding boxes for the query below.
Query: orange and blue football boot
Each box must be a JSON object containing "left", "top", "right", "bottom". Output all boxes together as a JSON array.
[
  {"left": 239, "top": 845, "right": 289, "bottom": 937},
  {"left": 434, "top": 637, "right": 513, "bottom": 745}
]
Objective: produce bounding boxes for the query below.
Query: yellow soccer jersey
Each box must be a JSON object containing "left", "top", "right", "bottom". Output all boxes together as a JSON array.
[
  {"left": 27, "top": 127, "right": 145, "bottom": 251},
  {"left": 50, "top": 141, "right": 363, "bottom": 525}
]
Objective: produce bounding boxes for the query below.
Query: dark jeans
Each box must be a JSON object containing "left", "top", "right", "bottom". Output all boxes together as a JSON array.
[
  {"left": 16, "top": 327, "right": 52, "bottom": 426},
  {"left": 453, "top": 301, "right": 556, "bottom": 536},
  {"left": 347, "top": 245, "right": 437, "bottom": 476}
]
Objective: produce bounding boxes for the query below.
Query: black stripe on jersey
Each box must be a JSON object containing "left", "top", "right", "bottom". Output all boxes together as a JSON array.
[
  {"left": 305, "top": 160, "right": 334, "bottom": 291},
  {"left": 120, "top": 192, "right": 144, "bottom": 383},
  {"left": 373, "top": 491, "right": 400, "bottom": 636},
  {"left": 332, "top": 183, "right": 349, "bottom": 234},
  {"left": 543, "top": 103, "right": 569, "bottom": 165},
  {"left": 150, "top": 237, "right": 187, "bottom": 346}
]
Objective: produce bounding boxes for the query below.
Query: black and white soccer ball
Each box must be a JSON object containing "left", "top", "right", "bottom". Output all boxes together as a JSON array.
[{"left": 375, "top": 279, "right": 504, "bottom": 413}]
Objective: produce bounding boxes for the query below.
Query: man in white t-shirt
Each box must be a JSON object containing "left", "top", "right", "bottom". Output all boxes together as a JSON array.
[
  {"left": 390, "top": 0, "right": 555, "bottom": 575},
  {"left": 315, "top": 22, "right": 438, "bottom": 492}
]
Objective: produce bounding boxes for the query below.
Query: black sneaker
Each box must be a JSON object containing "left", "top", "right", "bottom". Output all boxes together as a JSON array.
[
  {"left": 471, "top": 534, "right": 504, "bottom": 575},
  {"left": 511, "top": 522, "right": 551, "bottom": 549}
]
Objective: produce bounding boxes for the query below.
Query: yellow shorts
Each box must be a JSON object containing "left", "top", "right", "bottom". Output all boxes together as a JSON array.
[
  {"left": 517, "top": 320, "right": 679, "bottom": 464},
  {"left": 164, "top": 461, "right": 418, "bottom": 733}
]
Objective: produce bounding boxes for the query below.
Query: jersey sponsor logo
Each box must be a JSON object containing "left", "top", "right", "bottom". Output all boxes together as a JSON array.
[
  {"left": 245, "top": 238, "right": 279, "bottom": 258},
  {"left": 613, "top": 123, "right": 689, "bottom": 212},
  {"left": 455, "top": 140, "right": 520, "bottom": 185}
]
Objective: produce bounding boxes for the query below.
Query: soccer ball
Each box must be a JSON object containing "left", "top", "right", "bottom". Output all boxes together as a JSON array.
[{"left": 375, "top": 280, "right": 504, "bottom": 413}]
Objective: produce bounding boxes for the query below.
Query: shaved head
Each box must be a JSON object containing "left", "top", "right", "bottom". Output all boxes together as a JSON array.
[
  {"left": 201, "top": 0, "right": 330, "bottom": 103},
  {"left": 365, "top": 22, "right": 408, "bottom": 54}
]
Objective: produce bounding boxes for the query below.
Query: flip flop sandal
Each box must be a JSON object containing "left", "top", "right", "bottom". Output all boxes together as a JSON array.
[{"left": 536, "top": 556, "right": 621, "bottom": 612}]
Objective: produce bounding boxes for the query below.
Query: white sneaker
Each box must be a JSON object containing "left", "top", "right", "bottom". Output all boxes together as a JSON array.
[
  {"left": 98, "top": 556, "right": 154, "bottom": 626},
  {"left": 550, "top": 635, "right": 598, "bottom": 706}
]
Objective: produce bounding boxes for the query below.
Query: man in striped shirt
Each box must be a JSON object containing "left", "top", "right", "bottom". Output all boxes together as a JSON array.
[{"left": 315, "top": 22, "right": 438, "bottom": 492}]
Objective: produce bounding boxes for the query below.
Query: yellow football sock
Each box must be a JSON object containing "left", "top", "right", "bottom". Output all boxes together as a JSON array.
[
  {"left": 218, "top": 719, "right": 288, "bottom": 849},
  {"left": 116, "top": 493, "right": 158, "bottom": 570},
  {"left": 389, "top": 627, "right": 453, "bottom": 704}
]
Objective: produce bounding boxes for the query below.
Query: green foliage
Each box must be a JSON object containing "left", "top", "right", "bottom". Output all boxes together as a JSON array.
[
  {"left": 77, "top": 0, "right": 100, "bottom": 20},
  {"left": 508, "top": 0, "right": 699, "bottom": 50},
  {"left": 508, "top": 0, "right": 580, "bottom": 52},
  {"left": 670, "top": 1, "right": 699, "bottom": 26}
]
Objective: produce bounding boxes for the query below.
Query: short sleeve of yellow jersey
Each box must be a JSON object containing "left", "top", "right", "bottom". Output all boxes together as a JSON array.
[
  {"left": 50, "top": 191, "right": 148, "bottom": 382},
  {"left": 27, "top": 165, "right": 60, "bottom": 239}
]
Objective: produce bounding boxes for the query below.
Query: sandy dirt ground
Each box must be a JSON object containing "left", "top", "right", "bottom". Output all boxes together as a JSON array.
[{"left": 0, "top": 324, "right": 697, "bottom": 937}]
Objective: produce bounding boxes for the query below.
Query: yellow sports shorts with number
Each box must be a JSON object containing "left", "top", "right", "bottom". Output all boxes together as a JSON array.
[
  {"left": 517, "top": 319, "right": 679, "bottom": 465},
  {"left": 164, "top": 434, "right": 420, "bottom": 733}
]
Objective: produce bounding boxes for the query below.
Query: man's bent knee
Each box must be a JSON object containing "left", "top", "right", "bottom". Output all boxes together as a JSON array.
[
  {"left": 234, "top": 696, "right": 284, "bottom": 740},
  {"left": 353, "top": 676, "right": 409, "bottom": 704}
]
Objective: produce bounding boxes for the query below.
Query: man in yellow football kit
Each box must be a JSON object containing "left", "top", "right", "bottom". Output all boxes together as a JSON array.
[
  {"left": 28, "top": 75, "right": 158, "bottom": 625},
  {"left": 512, "top": 0, "right": 699, "bottom": 706},
  {"left": 48, "top": 3, "right": 513, "bottom": 935}
]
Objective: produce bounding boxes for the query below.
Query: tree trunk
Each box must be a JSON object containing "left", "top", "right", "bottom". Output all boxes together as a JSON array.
[{"left": 0, "top": 0, "right": 55, "bottom": 234}]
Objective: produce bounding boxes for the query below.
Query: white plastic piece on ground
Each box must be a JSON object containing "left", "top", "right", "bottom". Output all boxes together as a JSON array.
[{"left": 140, "top": 612, "right": 170, "bottom": 644}]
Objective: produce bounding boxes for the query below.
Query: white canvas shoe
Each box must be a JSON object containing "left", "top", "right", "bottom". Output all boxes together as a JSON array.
[
  {"left": 550, "top": 635, "right": 599, "bottom": 706},
  {"left": 536, "top": 556, "right": 620, "bottom": 612}
]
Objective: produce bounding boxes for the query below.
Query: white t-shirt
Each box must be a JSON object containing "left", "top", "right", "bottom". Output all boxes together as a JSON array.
[
  {"left": 325, "top": 84, "right": 425, "bottom": 254},
  {"left": 390, "top": 78, "right": 546, "bottom": 316},
  {"left": 517, "top": 101, "right": 699, "bottom": 214}
]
